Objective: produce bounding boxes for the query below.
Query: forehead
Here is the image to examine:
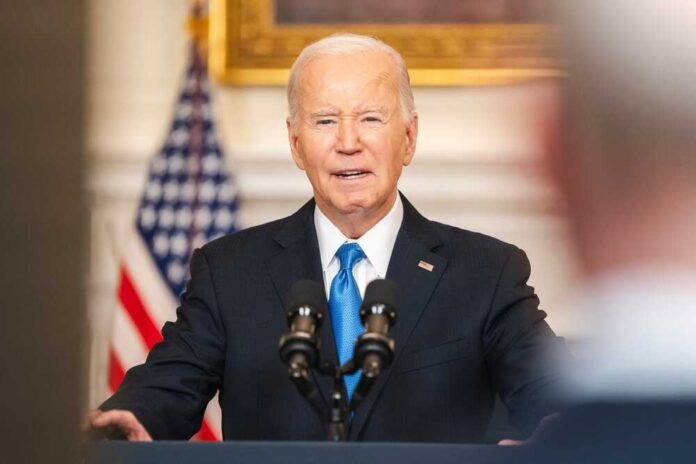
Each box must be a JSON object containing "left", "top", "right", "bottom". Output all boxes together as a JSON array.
[{"left": 297, "top": 52, "right": 399, "bottom": 111}]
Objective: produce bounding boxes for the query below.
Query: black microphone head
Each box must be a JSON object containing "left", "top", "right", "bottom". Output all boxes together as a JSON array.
[
  {"left": 361, "top": 279, "right": 398, "bottom": 323},
  {"left": 286, "top": 279, "right": 326, "bottom": 322}
]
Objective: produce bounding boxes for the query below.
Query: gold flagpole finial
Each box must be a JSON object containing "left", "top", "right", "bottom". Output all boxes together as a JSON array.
[{"left": 186, "top": 0, "right": 209, "bottom": 62}]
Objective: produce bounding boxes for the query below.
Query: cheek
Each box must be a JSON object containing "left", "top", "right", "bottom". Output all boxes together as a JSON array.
[
  {"left": 299, "top": 154, "right": 332, "bottom": 186},
  {"left": 369, "top": 138, "right": 407, "bottom": 174},
  {"left": 302, "top": 134, "right": 334, "bottom": 163},
  {"left": 362, "top": 132, "right": 394, "bottom": 157}
]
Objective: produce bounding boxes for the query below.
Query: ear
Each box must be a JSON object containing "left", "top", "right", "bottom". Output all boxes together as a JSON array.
[
  {"left": 402, "top": 111, "right": 418, "bottom": 166},
  {"left": 286, "top": 117, "right": 305, "bottom": 170}
]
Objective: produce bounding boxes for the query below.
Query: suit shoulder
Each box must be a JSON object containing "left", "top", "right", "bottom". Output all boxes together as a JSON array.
[
  {"left": 197, "top": 215, "right": 289, "bottom": 260},
  {"left": 428, "top": 220, "right": 522, "bottom": 263}
]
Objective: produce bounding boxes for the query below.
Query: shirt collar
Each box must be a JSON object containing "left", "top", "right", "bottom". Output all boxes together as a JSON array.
[{"left": 314, "top": 194, "right": 403, "bottom": 277}]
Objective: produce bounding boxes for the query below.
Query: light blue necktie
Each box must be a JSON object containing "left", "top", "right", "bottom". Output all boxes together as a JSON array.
[{"left": 328, "top": 242, "right": 365, "bottom": 403}]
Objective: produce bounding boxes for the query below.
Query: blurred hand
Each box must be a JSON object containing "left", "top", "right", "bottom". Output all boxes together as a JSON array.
[
  {"left": 85, "top": 409, "right": 152, "bottom": 441},
  {"left": 497, "top": 438, "right": 524, "bottom": 446},
  {"left": 497, "top": 413, "right": 560, "bottom": 446}
]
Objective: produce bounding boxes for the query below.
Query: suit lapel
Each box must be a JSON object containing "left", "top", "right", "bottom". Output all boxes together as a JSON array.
[
  {"left": 349, "top": 195, "right": 448, "bottom": 440},
  {"left": 265, "top": 199, "right": 338, "bottom": 407}
]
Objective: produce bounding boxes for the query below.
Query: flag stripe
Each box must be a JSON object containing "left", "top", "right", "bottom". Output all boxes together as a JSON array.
[
  {"left": 108, "top": 349, "right": 126, "bottom": 392},
  {"left": 118, "top": 266, "right": 163, "bottom": 350},
  {"left": 112, "top": 303, "right": 149, "bottom": 368},
  {"left": 202, "top": 393, "right": 223, "bottom": 438},
  {"left": 123, "top": 234, "right": 178, "bottom": 329},
  {"left": 194, "top": 421, "right": 217, "bottom": 441}
]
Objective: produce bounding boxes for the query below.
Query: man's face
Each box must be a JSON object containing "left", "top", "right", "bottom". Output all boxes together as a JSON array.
[{"left": 287, "top": 52, "right": 418, "bottom": 226}]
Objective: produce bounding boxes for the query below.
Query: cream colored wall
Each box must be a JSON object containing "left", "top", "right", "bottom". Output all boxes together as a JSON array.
[{"left": 86, "top": 0, "right": 580, "bottom": 406}]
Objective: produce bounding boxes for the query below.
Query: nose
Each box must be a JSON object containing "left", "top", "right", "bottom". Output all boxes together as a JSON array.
[{"left": 336, "top": 118, "right": 361, "bottom": 155}]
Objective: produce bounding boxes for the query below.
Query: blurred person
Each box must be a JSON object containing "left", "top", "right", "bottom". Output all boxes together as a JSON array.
[
  {"left": 528, "top": 0, "right": 696, "bottom": 460},
  {"left": 550, "top": 0, "right": 696, "bottom": 399},
  {"left": 87, "top": 33, "right": 569, "bottom": 443},
  {"left": 1, "top": 1, "right": 86, "bottom": 463}
]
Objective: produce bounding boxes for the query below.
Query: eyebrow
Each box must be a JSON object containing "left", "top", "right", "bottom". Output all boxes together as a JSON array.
[
  {"left": 354, "top": 106, "right": 388, "bottom": 114},
  {"left": 309, "top": 108, "right": 341, "bottom": 118},
  {"left": 309, "top": 107, "right": 388, "bottom": 118}
]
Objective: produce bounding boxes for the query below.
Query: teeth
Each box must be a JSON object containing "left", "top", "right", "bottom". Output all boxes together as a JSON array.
[{"left": 338, "top": 171, "right": 364, "bottom": 177}]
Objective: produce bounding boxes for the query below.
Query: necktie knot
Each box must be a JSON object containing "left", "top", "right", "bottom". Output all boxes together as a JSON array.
[{"left": 336, "top": 242, "right": 365, "bottom": 271}]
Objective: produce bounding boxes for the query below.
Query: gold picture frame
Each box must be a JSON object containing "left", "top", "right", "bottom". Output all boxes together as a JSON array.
[{"left": 209, "top": 0, "right": 561, "bottom": 86}]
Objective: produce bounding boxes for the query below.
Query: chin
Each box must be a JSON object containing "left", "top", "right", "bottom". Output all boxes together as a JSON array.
[
  {"left": 338, "top": 196, "right": 386, "bottom": 216},
  {"left": 335, "top": 201, "right": 368, "bottom": 216}
]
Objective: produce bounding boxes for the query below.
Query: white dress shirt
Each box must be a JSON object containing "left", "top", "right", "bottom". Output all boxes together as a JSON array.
[{"left": 314, "top": 194, "right": 403, "bottom": 299}]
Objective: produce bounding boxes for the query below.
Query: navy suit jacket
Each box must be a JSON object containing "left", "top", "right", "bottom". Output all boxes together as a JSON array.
[{"left": 101, "top": 195, "right": 568, "bottom": 442}]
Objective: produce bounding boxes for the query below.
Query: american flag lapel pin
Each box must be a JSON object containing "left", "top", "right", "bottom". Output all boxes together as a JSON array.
[{"left": 418, "top": 260, "right": 434, "bottom": 272}]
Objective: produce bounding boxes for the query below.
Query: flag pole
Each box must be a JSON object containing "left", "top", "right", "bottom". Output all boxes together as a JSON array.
[{"left": 186, "top": 0, "right": 209, "bottom": 64}]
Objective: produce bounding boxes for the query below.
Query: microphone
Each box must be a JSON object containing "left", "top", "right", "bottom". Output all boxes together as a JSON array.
[
  {"left": 278, "top": 279, "right": 326, "bottom": 377},
  {"left": 353, "top": 278, "right": 398, "bottom": 378},
  {"left": 344, "top": 279, "right": 398, "bottom": 411},
  {"left": 278, "top": 279, "right": 328, "bottom": 424}
]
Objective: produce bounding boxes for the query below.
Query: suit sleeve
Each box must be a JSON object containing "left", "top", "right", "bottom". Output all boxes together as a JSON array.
[
  {"left": 483, "top": 246, "right": 571, "bottom": 437},
  {"left": 99, "top": 248, "right": 226, "bottom": 439}
]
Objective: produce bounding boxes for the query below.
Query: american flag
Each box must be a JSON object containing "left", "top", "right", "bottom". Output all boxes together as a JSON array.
[{"left": 107, "top": 40, "right": 238, "bottom": 441}]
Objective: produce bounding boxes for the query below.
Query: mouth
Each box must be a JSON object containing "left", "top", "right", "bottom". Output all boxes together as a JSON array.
[{"left": 333, "top": 170, "right": 370, "bottom": 180}]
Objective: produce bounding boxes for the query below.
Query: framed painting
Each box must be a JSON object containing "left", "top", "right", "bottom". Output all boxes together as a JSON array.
[{"left": 208, "top": 0, "right": 561, "bottom": 86}]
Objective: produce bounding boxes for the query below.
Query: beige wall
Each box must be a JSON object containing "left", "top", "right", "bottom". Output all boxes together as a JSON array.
[{"left": 86, "top": 0, "right": 580, "bottom": 406}]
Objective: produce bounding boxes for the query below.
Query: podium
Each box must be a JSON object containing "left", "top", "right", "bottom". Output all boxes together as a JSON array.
[
  {"left": 87, "top": 441, "right": 517, "bottom": 464},
  {"left": 86, "top": 403, "right": 696, "bottom": 464}
]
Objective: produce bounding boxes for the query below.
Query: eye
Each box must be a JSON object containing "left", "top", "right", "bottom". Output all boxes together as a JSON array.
[
  {"left": 362, "top": 116, "right": 382, "bottom": 123},
  {"left": 316, "top": 119, "right": 336, "bottom": 126}
]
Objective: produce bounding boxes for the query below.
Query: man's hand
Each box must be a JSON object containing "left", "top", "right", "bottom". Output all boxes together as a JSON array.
[
  {"left": 497, "top": 413, "right": 560, "bottom": 446},
  {"left": 497, "top": 438, "right": 525, "bottom": 446},
  {"left": 85, "top": 409, "right": 152, "bottom": 441}
]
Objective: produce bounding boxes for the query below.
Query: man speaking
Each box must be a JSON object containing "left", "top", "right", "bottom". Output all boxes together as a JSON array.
[{"left": 89, "top": 33, "right": 567, "bottom": 443}]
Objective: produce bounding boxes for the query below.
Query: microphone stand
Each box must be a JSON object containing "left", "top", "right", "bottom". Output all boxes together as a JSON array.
[
  {"left": 318, "top": 361, "right": 349, "bottom": 441},
  {"left": 286, "top": 354, "right": 328, "bottom": 422},
  {"left": 342, "top": 356, "right": 380, "bottom": 413},
  {"left": 286, "top": 356, "right": 382, "bottom": 441}
]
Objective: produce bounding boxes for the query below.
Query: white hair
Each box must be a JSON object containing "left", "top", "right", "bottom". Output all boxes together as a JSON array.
[{"left": 287, "top": 33, "right": 415, "bottom": 126}]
